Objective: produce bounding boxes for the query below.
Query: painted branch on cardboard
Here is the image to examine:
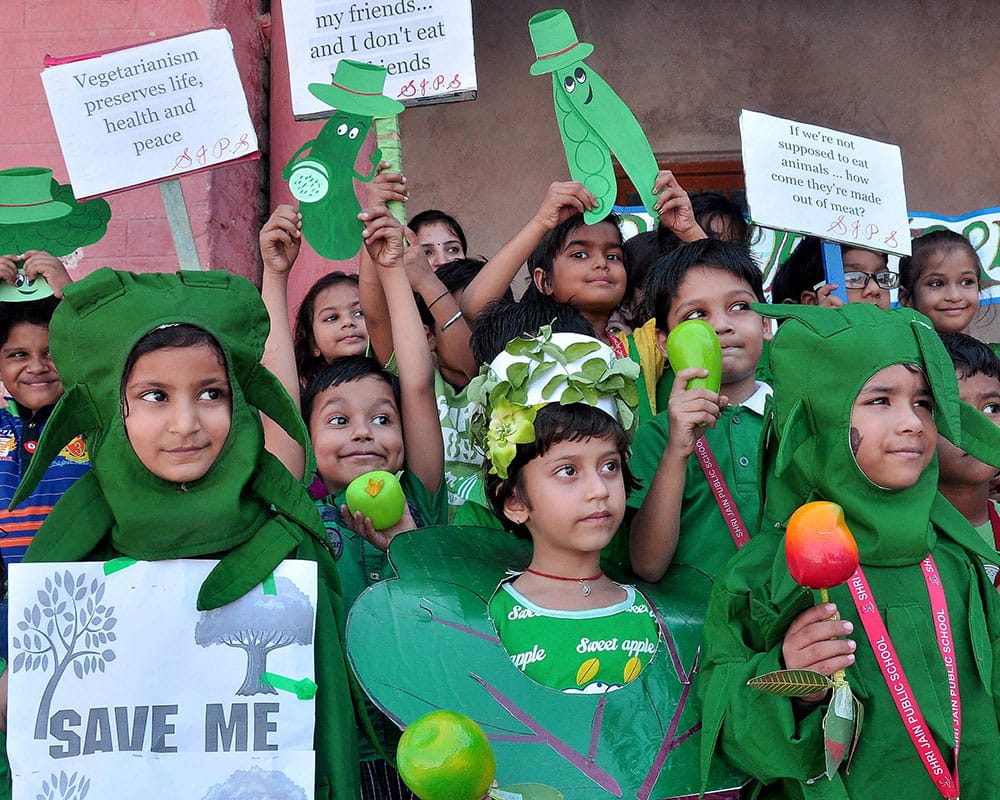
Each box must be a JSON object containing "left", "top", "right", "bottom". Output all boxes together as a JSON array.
[
  {"left": 346, "top": 526, "right": 745, "bottom": 799},
  {"left": 528, "top": 10, "right": 659, "bottom": 225},
  {"left": 0, "top": 167, "right": 111, "bottom": 301},
  {"left": 283, "top": 60, "right": 404, "bottom": 260}
]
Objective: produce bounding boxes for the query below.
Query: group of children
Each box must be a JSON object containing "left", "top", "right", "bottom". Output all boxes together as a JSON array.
[{"left": 0, "top": 164, "right": 997, "bottom": 799}]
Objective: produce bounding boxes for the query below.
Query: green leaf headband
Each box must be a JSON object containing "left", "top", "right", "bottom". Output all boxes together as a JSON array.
[{"left": 468, "top": 327, "right": 640, "bottom": 478}]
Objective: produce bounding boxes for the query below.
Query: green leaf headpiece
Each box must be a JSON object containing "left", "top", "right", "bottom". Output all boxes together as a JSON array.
[{"left": 467, "top": 327, "right": 639, "bottom": 479}]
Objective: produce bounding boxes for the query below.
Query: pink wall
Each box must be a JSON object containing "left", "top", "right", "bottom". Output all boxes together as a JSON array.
[{"left": 3, "top": 0, "right": 267, "bottom": 284}]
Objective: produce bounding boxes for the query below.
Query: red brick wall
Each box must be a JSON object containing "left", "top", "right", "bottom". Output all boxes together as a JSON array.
[{"left": 3, "top": 0, "right": 268, "bottom": 284}]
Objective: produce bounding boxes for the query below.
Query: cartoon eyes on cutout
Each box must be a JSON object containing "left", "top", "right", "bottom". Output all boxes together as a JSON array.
[
  {"left": 337, "top": 123, "right": 349, "bottom": 136},
  {"left": 15, "top": 273, "right": 34, "bottom": 289},
  {"left": 348, "top": 127, "right": 360, "bottom": 140},
  {"left": 574, "top": 67, "right": 586, "bottom": 84},
  {"left": 563, "top": 75, "right": 576, "bottom": 93}
]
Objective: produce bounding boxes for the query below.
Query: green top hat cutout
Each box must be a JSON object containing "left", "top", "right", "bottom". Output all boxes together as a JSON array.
[
  {"left": 0, "top": 167, "right": 73, "bottom": 224},
  {"left": 308, "top": 59, "right": 405, "bottom": 116},
  {"left": 528, "top": 9, "right": 594, "bottom": 75},
  {"left": 0, "top": 166, "right": 111, "bottom": 257}
]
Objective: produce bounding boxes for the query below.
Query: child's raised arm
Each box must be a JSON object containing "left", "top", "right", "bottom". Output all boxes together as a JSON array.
[
  {"left": 360, "top": 205, "right": 444, "bottom": 494},
  {"left": 651, "top": 170, "right": 707, "bottom": 243},
  {"left": 460, "top": 181, "right": 597, "bottom": 322},
  {"left": 259, "top": 205, "right": 306, "bottom": 479},
  {"left": 629, "top": 367, "right": 725, "bottom": 581}
]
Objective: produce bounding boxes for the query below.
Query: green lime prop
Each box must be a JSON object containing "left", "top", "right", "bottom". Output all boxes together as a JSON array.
[
  {"left": 397, "top": 710, "right": 497, "bottom": 800},
  {"left": 345, "top": 469, "right": 405, "bottom": 530},
  {"left": 665, "top": 319, "right": 722, "bottom": 393}
]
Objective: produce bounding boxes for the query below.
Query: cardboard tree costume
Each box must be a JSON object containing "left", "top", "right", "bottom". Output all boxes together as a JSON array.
[
  {"left": 11, "top": 269, "right": 360, "bottom": 800},
  {"left": 347, "top": 329, "right": 744, "bottom": 799},
  {"left": 283, "top": 60, "right": 404, "bottom": 260},
  {"left": 698, "top": 303, "right": 1000, "bottom": 800},
  {"left": 528, "top": 10, "right": 659, "bottom": 224},
  {"left": 0, "top": 166, "right": 110, "bottom": 301}
]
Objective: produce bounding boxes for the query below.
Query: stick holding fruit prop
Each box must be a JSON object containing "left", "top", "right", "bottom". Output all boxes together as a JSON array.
[{"left": 748, "top": 501, "right": 863, "bottom": 780}]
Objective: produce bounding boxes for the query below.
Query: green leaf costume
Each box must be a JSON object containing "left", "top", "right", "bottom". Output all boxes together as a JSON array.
[
  {"left": 6, "top": 269, "right": 360, "bottom": 800},
  {"left": 698, "top": 303, "right": 1000, "bottom": 799}
]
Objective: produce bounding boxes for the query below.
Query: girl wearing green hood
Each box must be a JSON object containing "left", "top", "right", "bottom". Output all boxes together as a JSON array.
[
  {"left": 0, "top": 269, "right": 360, "bottom": 799},
  {"left": 698, "top": 303, "right": 1000, "bottom": 799}
]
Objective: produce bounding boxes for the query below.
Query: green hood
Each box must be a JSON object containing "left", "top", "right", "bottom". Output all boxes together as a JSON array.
[
  {"left": 755, "top": 302, "right": 1000, "bottom": 566},
  {"left": 17, "top": 268, "right": 323, "bottom": 609}
]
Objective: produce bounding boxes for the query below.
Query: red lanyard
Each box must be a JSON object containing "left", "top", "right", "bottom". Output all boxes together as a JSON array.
[
  {"left": 607, "top": 331, "right": 628, "bottom": 360},
  {"left": 847, "top": 557, "right": 960, "bottom": 799},
  {"left": 989, "top": 503, "right": 1000, "bottom": 550},
  {"left": 693, "top": 435, "right": 750, "bottom": 549}
]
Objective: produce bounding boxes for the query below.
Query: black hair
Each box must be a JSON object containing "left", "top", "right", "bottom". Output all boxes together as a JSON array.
[
  {"left": 301, "top": 355, "right": 400, "bottom": 424},
  {"left": 522, "top": 211, "right": 625, "bottom": 303},
  {"left": 484, "top": 403, "right": 639, "bottom": 538},
  {"left": 645, "top": 238, "right": 765, "bottom": 331},
  {"left": 409, "top": 209, "right": 468, "bottom": 256},
  {"left": 470, "top": 297, "right": 596, "bottom": 366},
  {"left": 899, "top": 230, "right": 982, "bottom": 301},
  {"left": 620, "top": 230, "right": 662, "bottom": 326},
  {"left": 0, "top": 296, "right": 60, "bottom": 346},
  {"left": 939, "top": 331, "right": 1000, "bottom": 382},
  {"left": 657, "top": 191, "right": 750, "bottom": 254},
  {"left": 770, "top": 236, "right": 824, "bottom": 304},
  {"left": 293, "top": 271, "right": 362, "bottom": 389},
  {"left": 415, "top": 257, "right": 497, "bottom": 330},
  {"left": 121, "top": 324, "right": 227, "bottom": 408}
]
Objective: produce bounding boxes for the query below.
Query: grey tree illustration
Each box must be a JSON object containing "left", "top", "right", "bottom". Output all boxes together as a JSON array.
[
  {"left": 195, "top": 576, "right": 313, "bottom": 696},
  {"left": 36, "top": 771, "right": 90, "bottom": 800},
  {"left": 12, "top": 569, "right": 117, "bottom": 740},
  {"left": 202, "top": 767, "right": 307, "bottom": 800}
]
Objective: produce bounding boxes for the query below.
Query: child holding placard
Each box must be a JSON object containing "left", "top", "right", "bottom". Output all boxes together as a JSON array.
[{"left": 0, "top": 269, "right": 360, "bottom": 799}]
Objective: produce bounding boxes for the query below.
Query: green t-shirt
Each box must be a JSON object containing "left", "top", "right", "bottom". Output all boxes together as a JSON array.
[
  {"left": 627, "top": 383, "right": 770, "bottom": 588},
  {"left": 488, "top": 582, "right": 659, "bottom": 693}
]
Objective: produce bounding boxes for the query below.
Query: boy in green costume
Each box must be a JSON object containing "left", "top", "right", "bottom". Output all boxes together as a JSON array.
[
  {"left": 0, "top": 269, "right": 360, "bottom": 799},
  {"left": 698, "top": 302, "right": 1000, "bottom": 798}
]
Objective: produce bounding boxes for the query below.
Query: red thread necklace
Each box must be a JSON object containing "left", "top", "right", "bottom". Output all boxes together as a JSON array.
[{"left": 525, "top": 567, "right": 604, "bottom": 596}]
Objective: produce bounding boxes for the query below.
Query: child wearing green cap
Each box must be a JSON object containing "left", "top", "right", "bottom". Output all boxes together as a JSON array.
[
  {"left": 698, "top": 303, "right": 1000, "bottom": 799},
  {"left": 0, "top": 269, "right": 360, "bottom": 800}
]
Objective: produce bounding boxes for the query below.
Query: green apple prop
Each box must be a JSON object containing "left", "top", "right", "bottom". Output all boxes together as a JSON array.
[
  {"left": 397, "top": 710, "right": 497, "bottom": 800},
  {"left": 345, "top": 470, "right": 405, "bottom": 530}
]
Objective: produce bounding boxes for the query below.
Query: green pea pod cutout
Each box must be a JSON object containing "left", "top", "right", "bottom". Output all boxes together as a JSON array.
[
  {"left": 529, "top": 11, "right": 660, "bottom": 224},
  {"left": 551, "top": 82, "right": 618, "bottom": 225},
  {"left": 666, "top": 320, "right": 722, "bottom": 393},
  {"left": 284, "top": 60, "right": 404, "bottom": 260}
]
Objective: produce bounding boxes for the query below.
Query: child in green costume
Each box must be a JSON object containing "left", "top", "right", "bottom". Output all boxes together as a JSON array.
[
  {"left": 0, "top": 269, "right": 360, "bottom": 800},
  {"left": 698, "top": 302, "right": 1000, "bottom": 799}
]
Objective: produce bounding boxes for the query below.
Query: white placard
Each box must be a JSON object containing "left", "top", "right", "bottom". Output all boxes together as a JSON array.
[
  {"left": 740, "top": 109, "right": 911, "bottom": 256},
  {"left": 8, "top": 560, "right": 316, "bottom": 799},
  {"left": 41, "top": 29, "right": 259, "bottom": 198},
  {"left": 282, "top": 0, "right": 477, "bottom": 119}
]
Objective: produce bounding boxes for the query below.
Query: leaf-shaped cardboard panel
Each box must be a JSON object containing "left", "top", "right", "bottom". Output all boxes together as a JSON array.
[{"left": 347, "top": 526, "right": 745, "bottom": 798}]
